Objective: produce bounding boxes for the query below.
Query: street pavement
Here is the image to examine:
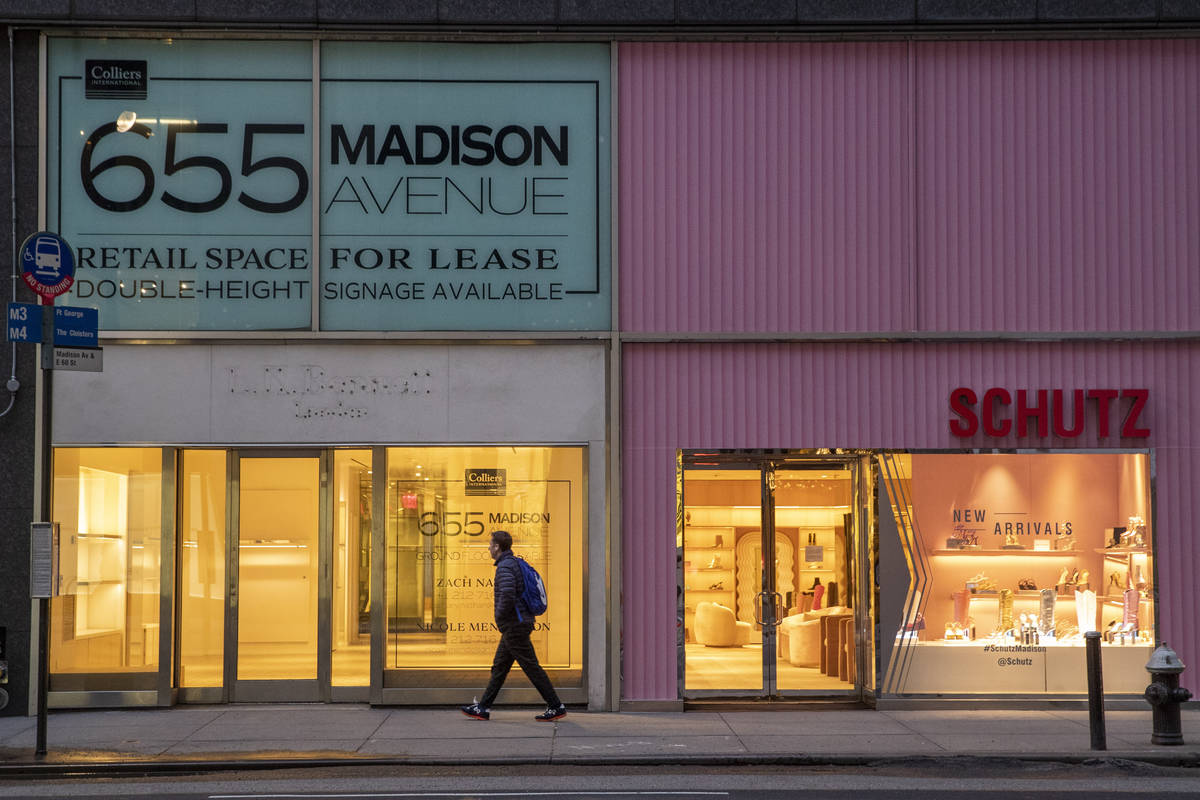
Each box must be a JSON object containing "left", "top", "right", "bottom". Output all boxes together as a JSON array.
[{"left": 0, "top": 703, "right": 1197, "bottom": 774}]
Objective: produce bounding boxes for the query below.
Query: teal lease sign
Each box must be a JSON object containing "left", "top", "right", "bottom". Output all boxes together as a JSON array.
[{"left": 47, "top": 39, "right": 610, "bottom": 333}]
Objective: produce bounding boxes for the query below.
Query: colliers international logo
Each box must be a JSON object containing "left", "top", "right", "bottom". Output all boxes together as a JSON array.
[
  {"left": 85, "top": 60, "right": 147, "bottom": 99},
  {"left": 465, "top": 469, "right": 506, "bottom": 496}
]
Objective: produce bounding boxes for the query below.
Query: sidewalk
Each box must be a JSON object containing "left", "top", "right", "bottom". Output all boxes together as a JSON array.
[{"left": 0, "top": 704, "right": 1198, "bottom": 774}]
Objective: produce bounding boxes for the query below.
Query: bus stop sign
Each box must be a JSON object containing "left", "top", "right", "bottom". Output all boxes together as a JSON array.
[{"left": 19, "top": 231, "right": 75, "bottom": 302}]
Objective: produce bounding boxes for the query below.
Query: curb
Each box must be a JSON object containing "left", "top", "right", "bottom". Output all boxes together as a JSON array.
[{"left": 2, "top": 751, "right": 1200, "bottom": 778}]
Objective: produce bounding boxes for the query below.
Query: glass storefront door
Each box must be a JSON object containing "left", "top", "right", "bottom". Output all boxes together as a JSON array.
[
  {"left": 771, "top": 464, "right": 858, "bottom": 693},
  {"left": 681, "top": 466, "right": 764, "bottom": 693},
  {"left": 681, "top": 454, "right": 864, "bottom": 699},
  {"left": 232, "top": 453, "right": 323, "bottom": 701},
  {"left": 177, "top": 449, "right": 370, "bottom": 702}
]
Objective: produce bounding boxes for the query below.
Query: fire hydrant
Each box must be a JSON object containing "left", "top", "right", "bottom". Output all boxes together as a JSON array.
[{"left": 1144, "top": 642, "right": 1191, "bottom": 745}]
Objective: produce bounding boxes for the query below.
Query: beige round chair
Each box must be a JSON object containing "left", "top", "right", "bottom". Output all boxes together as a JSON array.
[{"left": 693, "top": 601, "right": 752, "bottom": 647}]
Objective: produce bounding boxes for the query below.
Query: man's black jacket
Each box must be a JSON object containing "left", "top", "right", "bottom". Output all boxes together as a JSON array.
[{"left": 492, "top": 550, "right": 528, "bottom": 632}]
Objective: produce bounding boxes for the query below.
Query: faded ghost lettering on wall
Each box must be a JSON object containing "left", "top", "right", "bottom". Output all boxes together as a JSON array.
[{"left": 227, "top": 364, "right": 436, "bottom": 419}]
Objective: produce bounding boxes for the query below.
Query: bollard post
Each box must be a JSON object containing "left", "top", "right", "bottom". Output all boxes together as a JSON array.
[{"left": 1085, "top": 630, "right": 1106, "bottom": 751}]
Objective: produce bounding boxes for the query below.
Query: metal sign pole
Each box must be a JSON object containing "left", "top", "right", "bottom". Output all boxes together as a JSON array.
[
  {"left": 15, "top": 231, "right": 79, "bottom": 757},
  {"left": 35, "top": 302, "right": 53, "bottom": 757}
]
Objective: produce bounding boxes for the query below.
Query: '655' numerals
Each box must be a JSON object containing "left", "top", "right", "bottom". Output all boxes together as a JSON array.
[
  {"left": 418, "top": 510, "right": 486, "bottom": 538},
  {"left": 81, "top": 121, "right": 309, "bottom": 213}
]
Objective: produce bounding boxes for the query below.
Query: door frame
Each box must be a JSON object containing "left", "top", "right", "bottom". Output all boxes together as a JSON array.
[
  {"left": 228, "top": 449, "right": 330, "bottom": 703},
  {"left": 678, "top": 451, "right": 869, "bottom": 701}
]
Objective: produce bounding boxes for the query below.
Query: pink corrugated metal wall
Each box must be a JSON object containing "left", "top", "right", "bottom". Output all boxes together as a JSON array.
[
  {"left": 918, "top": 40, "right": 1200, "bottom": 331},
  {"left": 618, "top": 39, "right": 1200, "bottom": 700},
  {"left": 618, "top": 41, "right": 914, "bottom": 333},
  {"left": 621, "top": 342, "right": 1200, "bottom": 700},
  {"left": 619, "top": 40, "right": 1200, "bottom": 334}
]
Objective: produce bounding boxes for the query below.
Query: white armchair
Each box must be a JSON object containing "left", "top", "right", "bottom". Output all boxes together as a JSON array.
[
  {"left": 777, "top": 605, "right": 850, "bottom": 667},
  {"left": 694, "top": 602, "right": 752, "bottom": 647}
]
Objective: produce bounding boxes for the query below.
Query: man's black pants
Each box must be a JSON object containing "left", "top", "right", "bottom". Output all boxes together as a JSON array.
[{"left": 479, "top": 621, "right": 561, "bottom": 708}]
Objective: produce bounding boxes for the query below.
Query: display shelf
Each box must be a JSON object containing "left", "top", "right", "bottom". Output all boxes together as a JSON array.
[
  {"left": 931, "top": 549, "right": 1079, "bottom": 556},
  {"left": 797, "top": 529, "right": 834, "bottom": 579},
  {"left": 968, "top": 591, "right": 1078, "bottom": 600},
  {"left": 927, "top": 638, "right": 1151, "bottom": 649},
  {"left": 683, "top": 525, "right": 738, "bottom": 619},
  {"left": 1095, "top": 546, "right": 1154, "bottom": 631},
  {"left": 967, "top": 593, "right": 1092, "bottom": 604}
]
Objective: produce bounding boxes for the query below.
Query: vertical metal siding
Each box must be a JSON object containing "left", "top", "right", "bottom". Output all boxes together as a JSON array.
[
  {"left": 618, "top": 42, "right": 913, "bottom": 333},
  {"left": 918, "top": 40, "right": 1200, "bottom": 332},
  {"left": 619, "top": 40, "right": 1200, "bottom": 334},
  {"left": 620, "top": 342, "right": 1200, "bottom": 700}
]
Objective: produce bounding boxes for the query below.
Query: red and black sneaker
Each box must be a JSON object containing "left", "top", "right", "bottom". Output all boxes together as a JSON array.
[
  {"left": 460, "top": 703, "right": 489, "bottom": 720},
  {"left": 534, "top": 704, "right": 566, "bottom": 721}
]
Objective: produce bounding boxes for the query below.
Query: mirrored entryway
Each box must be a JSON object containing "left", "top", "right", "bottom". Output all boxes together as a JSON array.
[{"left": 680, "top": 453, "right": 867, "bottom": 699}]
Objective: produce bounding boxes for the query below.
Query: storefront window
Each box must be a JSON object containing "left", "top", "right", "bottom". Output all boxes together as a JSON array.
[
  {"left": 384, "top": 447, "right": 584, "bottom": 687},
  {"left": 332, "top": 450, "right": 372, "bottom": 686},
  {"left": 178, "top": 450, "right": 226, "bottom": 688},
  {"left": 882, "top": 452, "right": 1155, "bottom": 695},
  {"left": 50, "top": 448, "right": 163, "bottom": 689}
]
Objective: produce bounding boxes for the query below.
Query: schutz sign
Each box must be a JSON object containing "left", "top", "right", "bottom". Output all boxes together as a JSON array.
[
  {"left": 46, "top": 40, "right": 611, "bottom": 332},
  {"left": 949, "top": 387, "right": 1150, "bottom": 438}
]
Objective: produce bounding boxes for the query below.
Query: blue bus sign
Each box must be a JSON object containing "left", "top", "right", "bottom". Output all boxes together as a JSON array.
[
  {"left": 7, "top": 302, "right": 42, "bottom": 343},
  {"left": 20, "top": 231, "right": 75, "bottom": 301},
  {"left": 53, "top": 305, "right": 98, "bottom": 347}
]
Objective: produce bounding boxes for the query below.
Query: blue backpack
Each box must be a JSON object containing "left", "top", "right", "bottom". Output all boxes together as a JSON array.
[{"left": 514, "top": 556, "right": 548, "bottom": 620}]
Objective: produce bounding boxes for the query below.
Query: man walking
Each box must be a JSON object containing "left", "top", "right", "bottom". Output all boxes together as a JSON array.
[{"left": 461, "top": 529, "right": 567, "bottom": 721}]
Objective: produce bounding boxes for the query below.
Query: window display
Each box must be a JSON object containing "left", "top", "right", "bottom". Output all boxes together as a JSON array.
[
  {"left": 50, "top": 448, "right": 163, "bottom": 689},
  {"left": 883, "top": 452, "right": 1155, "bottom": 695},
  {"left": 384, "top": 446, "right": 584, "bottom": 688}
]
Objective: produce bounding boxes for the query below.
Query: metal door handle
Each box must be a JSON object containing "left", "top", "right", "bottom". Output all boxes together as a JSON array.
[
  {"left": 768, "top": 591, "right": 784, "bottom": 627},
  {"left": 758, "top": 591, "right": 784, "bottom": 628},
  {"left": 754, "top": 592, "right": 765, "bottom": 625}
]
